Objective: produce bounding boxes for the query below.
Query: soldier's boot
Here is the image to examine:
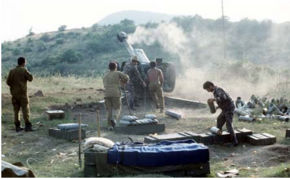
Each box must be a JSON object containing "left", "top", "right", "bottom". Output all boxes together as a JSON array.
[
  {"left": 25, "top": 122, "right": 34, "bottom": 132},
  {"left": 15, "top": 122, "right": 24, "bottom": 132}
]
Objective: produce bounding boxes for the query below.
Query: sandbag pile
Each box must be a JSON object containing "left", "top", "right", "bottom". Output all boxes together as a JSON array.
[
  {"left": 84, "top": 137, "right": 114, "bottom": 152},
  {"left": 119, "top": 115, "right": 158, "bottom": 127}
]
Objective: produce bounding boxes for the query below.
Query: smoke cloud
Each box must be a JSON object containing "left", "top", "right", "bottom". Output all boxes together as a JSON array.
[{"left": 128, "top": 22, "right": 290, "bottom": 102}]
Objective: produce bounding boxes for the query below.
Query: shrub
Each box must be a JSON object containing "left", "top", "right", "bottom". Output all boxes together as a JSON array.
[{"left": 58, "top": 25, "right": 67, "bottom": 32}]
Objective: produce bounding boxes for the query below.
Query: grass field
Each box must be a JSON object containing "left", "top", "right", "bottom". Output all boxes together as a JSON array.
[{"left": 1, "top": 76, "right": 290, "bottom": 177}]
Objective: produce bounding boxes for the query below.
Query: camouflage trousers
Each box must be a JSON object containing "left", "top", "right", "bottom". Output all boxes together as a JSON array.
[
  {"left": 126, "top": 83, "right": 135, "bottom": 109},
  {"left": 104, "top": 97, "right": 121, "bottom": 127},
  {"left": 217, "top": 111, "right": 238, "bottom": 144},
  {"left": 12, "top": 95, "right": 31, "bottom": 126},
  {"left": 149, "top": 83, "right": 164, "bottom": 109}
]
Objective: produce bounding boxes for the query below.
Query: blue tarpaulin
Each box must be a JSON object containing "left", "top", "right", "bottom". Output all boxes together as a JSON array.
[{"left": 107, "top": 140, "right": 209, "bottom": 167}]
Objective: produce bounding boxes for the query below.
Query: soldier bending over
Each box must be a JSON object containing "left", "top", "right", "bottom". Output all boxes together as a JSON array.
[{"left": 203, "top": 81, "right": 238, "bottom": 146}]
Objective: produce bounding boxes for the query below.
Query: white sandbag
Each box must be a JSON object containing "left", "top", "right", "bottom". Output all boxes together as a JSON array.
[
  {"left": 144, "top": 114, "right": 157, "bottom": 119},
  {"left": 119, "top": 120, "right": 131, "bottom": 127},
  {"left": 57, "top": 123, "right": 88, "bottom": 130},
  {"left": 130, "top": 118, "right": 158, "bottom": 125},
  {"left": 120, "top": 115, "right": 138, "bottom": 121},
  {"left": 84, "top": 137, "right": 114, "bottom": 150},
  {"left": 92, "top": 144, "right": 109, "bottom": 152}
]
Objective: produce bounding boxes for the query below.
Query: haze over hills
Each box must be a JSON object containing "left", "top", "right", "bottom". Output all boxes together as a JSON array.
[
  {"left": 1, "top": 11, "right": 290, "bottom": 84},
  {"left": 98, "top": 10, "right": 175, "bottom": 25}
]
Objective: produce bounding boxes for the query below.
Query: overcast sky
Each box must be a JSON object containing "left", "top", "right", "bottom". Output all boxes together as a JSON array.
[{"left": 1, "top": 0, "right": 290, "bottom": 42}]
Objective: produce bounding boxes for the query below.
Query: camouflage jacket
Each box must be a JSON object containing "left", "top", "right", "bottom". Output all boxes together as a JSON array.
[
  {"left": 213, "top": 86, "right": 235, "bottom": 112},
  {"left": 6, "top": 66, "right": 33, "bottom": 97},
  {"left": 123, "top": 63, "right": 143, "bottom": 85},
  {"left": 103, "top": 71, "right": 129, "bottom": 97}
]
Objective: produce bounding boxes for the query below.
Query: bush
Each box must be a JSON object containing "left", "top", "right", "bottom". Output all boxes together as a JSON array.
[
  {"left": 37, "top": 42, "right": 47, "bottom": 52},
  {"left": 58, "top": 25, "right": 67, "bottom": 32},
  {"left": 24, "top": 47, "right": 33, "bottom": 52},
  {"left": 60, "top": 49, "right": 82, "bottom": 63},
  {"left": 12, "top": 49, "right": 21, "bottom": 55},
  {"left": 56, "top": 39, "right": 64, "bottom": 45},
  {"left": 40, "top": 34, "right": 50, "bottom": 42}
]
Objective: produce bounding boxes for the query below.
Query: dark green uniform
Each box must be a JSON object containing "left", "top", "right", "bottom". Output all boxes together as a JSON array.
[{"left": 6, "top": 66, "right": 33, "bottom": 129}]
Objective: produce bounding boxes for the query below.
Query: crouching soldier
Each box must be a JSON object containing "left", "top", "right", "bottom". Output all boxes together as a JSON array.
[
  {"left": 203, "top": 81, "right": 238, "bottom": 146},
  {"left": 103, "top": 62, "right": 129, "bottom": 130},
  {"left": 6, "top": 57, "right": 33, "bottom": 132}
]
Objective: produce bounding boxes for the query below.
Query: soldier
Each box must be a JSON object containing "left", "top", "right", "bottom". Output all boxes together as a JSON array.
[
  {"left": 203, "top": 81, "right": 238, "bottom": 146},
  {"left": 103, "top": 62, "right": 129, "bottom": 130},
  {"left": 235, "top": 97, "right": 245, "bottom": 108},
  {"left": 123, "top": 56, "right": 146, "bottom": 110},
  {"left": 147, "top": 61, "right": 164, "bottom": 113},
  {"left": 6, "top": 57, "right": 33, "bottom": 132}
]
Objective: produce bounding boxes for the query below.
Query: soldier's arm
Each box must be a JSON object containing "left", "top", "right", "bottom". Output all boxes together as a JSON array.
[
  {"left": 25, "top": 69, "right": 33, "bottom": 81},
  {"left": 119, "top": 72, "right": 129, "bottom": 83},
  {"left": 216, "top": 88, "right": 228, "bottom": 101},
  {"left": 6, "top": 71, "right": 12, "bottom": 86},
  {"left": 158, "top": 69, "right": 164, "bottom": 86},
  {"left": 133, "top": 67, "right": 144, "bottom": 83}
]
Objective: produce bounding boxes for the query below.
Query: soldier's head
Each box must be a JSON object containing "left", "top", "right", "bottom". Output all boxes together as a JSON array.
[
  {"left": 131, "top": 56, "right": 138, "bottom": 66},
  {"left": 18, "top": 57, "right": 26, "bottom": 66},
  {"left": 237, "top": 97, "right": 241, "bottom": 100},
  {"left": 203, "top": 81, "right": 215, "bottom": 92},
  {"left": 150, "top": 61, "right": 156, "bottom": 68},
  {"left": 108, "top": 62, "right": 117, "bottom": 71},
  {"left": 156, "top": 58, "right": 162, "bottom": 66}
]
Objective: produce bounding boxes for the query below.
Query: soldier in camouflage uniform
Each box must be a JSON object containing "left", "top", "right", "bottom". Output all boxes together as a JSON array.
[
  {"left": 103, "top": 62, "right": 129, "bottom": 130},
  {"left": 123, "top": 56, "right": 146, "bottom": 110},
  {"left": 203, "top": 81, "right": 238, "bottom": 146},
  {"left": 6, "top": 57, "right": 33, "bottom": 132},
  {"left": 147, "top": 61, "right": 165, "bottom": 113}
]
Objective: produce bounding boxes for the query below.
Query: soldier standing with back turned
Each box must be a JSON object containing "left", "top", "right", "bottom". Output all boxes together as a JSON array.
[
  {"left": 147, "top": 61, "right": 165, "bottom": 113},
  {"left": 6, "top": 57, "right": 34, "bottom": 132},
  {"left": 103, "top": 62, "right": 129, "bottom": 130},
  {"left": 203, "top": 81, "right": 238, "bottom": 146}
]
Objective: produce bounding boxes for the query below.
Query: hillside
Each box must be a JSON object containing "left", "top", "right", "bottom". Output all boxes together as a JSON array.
[
  {"left": 98, "top": 10, "right": 174, "bottom": 25},
  {"left": 1, "top": 14, "right": 290, "bottom": 79}
]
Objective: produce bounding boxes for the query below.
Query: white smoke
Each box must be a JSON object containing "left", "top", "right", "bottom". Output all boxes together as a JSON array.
[{"left": 128, "top": 22, "right": 289, "bottom": 102}]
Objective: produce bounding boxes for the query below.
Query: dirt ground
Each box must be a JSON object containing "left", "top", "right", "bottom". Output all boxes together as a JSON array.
[
  {"left": 50, "top": 99, "right": 290, "bottom": 177},
  {"left": 1, "top": 89, "right": 290, "bottom": 177}
]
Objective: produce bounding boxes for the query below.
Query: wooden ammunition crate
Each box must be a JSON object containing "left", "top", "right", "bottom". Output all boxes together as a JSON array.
[
  {"left": 48, "top": 128, "right": 86, "bottom": 141},
  {"left": 247, "top": 133, "right": 276, "bottom": 145},
  {"left": 114, "top": 123, "right": 165, "bottom": 135},
  {"left": 46, "top": 110, "right": 65, "bottom": 120},
  {"left": 144, "top": 128, "right": 253, "bottom": 145},
  {"left": 286, "top": 129, "right": 290, "bottom": 138}
]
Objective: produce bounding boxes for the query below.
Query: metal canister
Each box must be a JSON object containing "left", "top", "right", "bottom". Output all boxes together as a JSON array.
[
  {"left": 207, "top": 99, "right": 216, "bottom": 114},
  {"left": 165, "top": 110, "right": 182, "bottom": 119},
  {"left": 210, "top": 127, "right": 222, "bottom": 135},
  {"left": 238, "top": 116, "right": 255, "bottom": 122},
  {"left": 278, "top": 116, "right": 289, "bottom": 122}
]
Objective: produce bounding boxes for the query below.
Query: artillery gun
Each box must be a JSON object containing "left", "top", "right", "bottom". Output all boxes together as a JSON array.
[{"left": 117, "top": 31, "right": 176, "bottom": 93}]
